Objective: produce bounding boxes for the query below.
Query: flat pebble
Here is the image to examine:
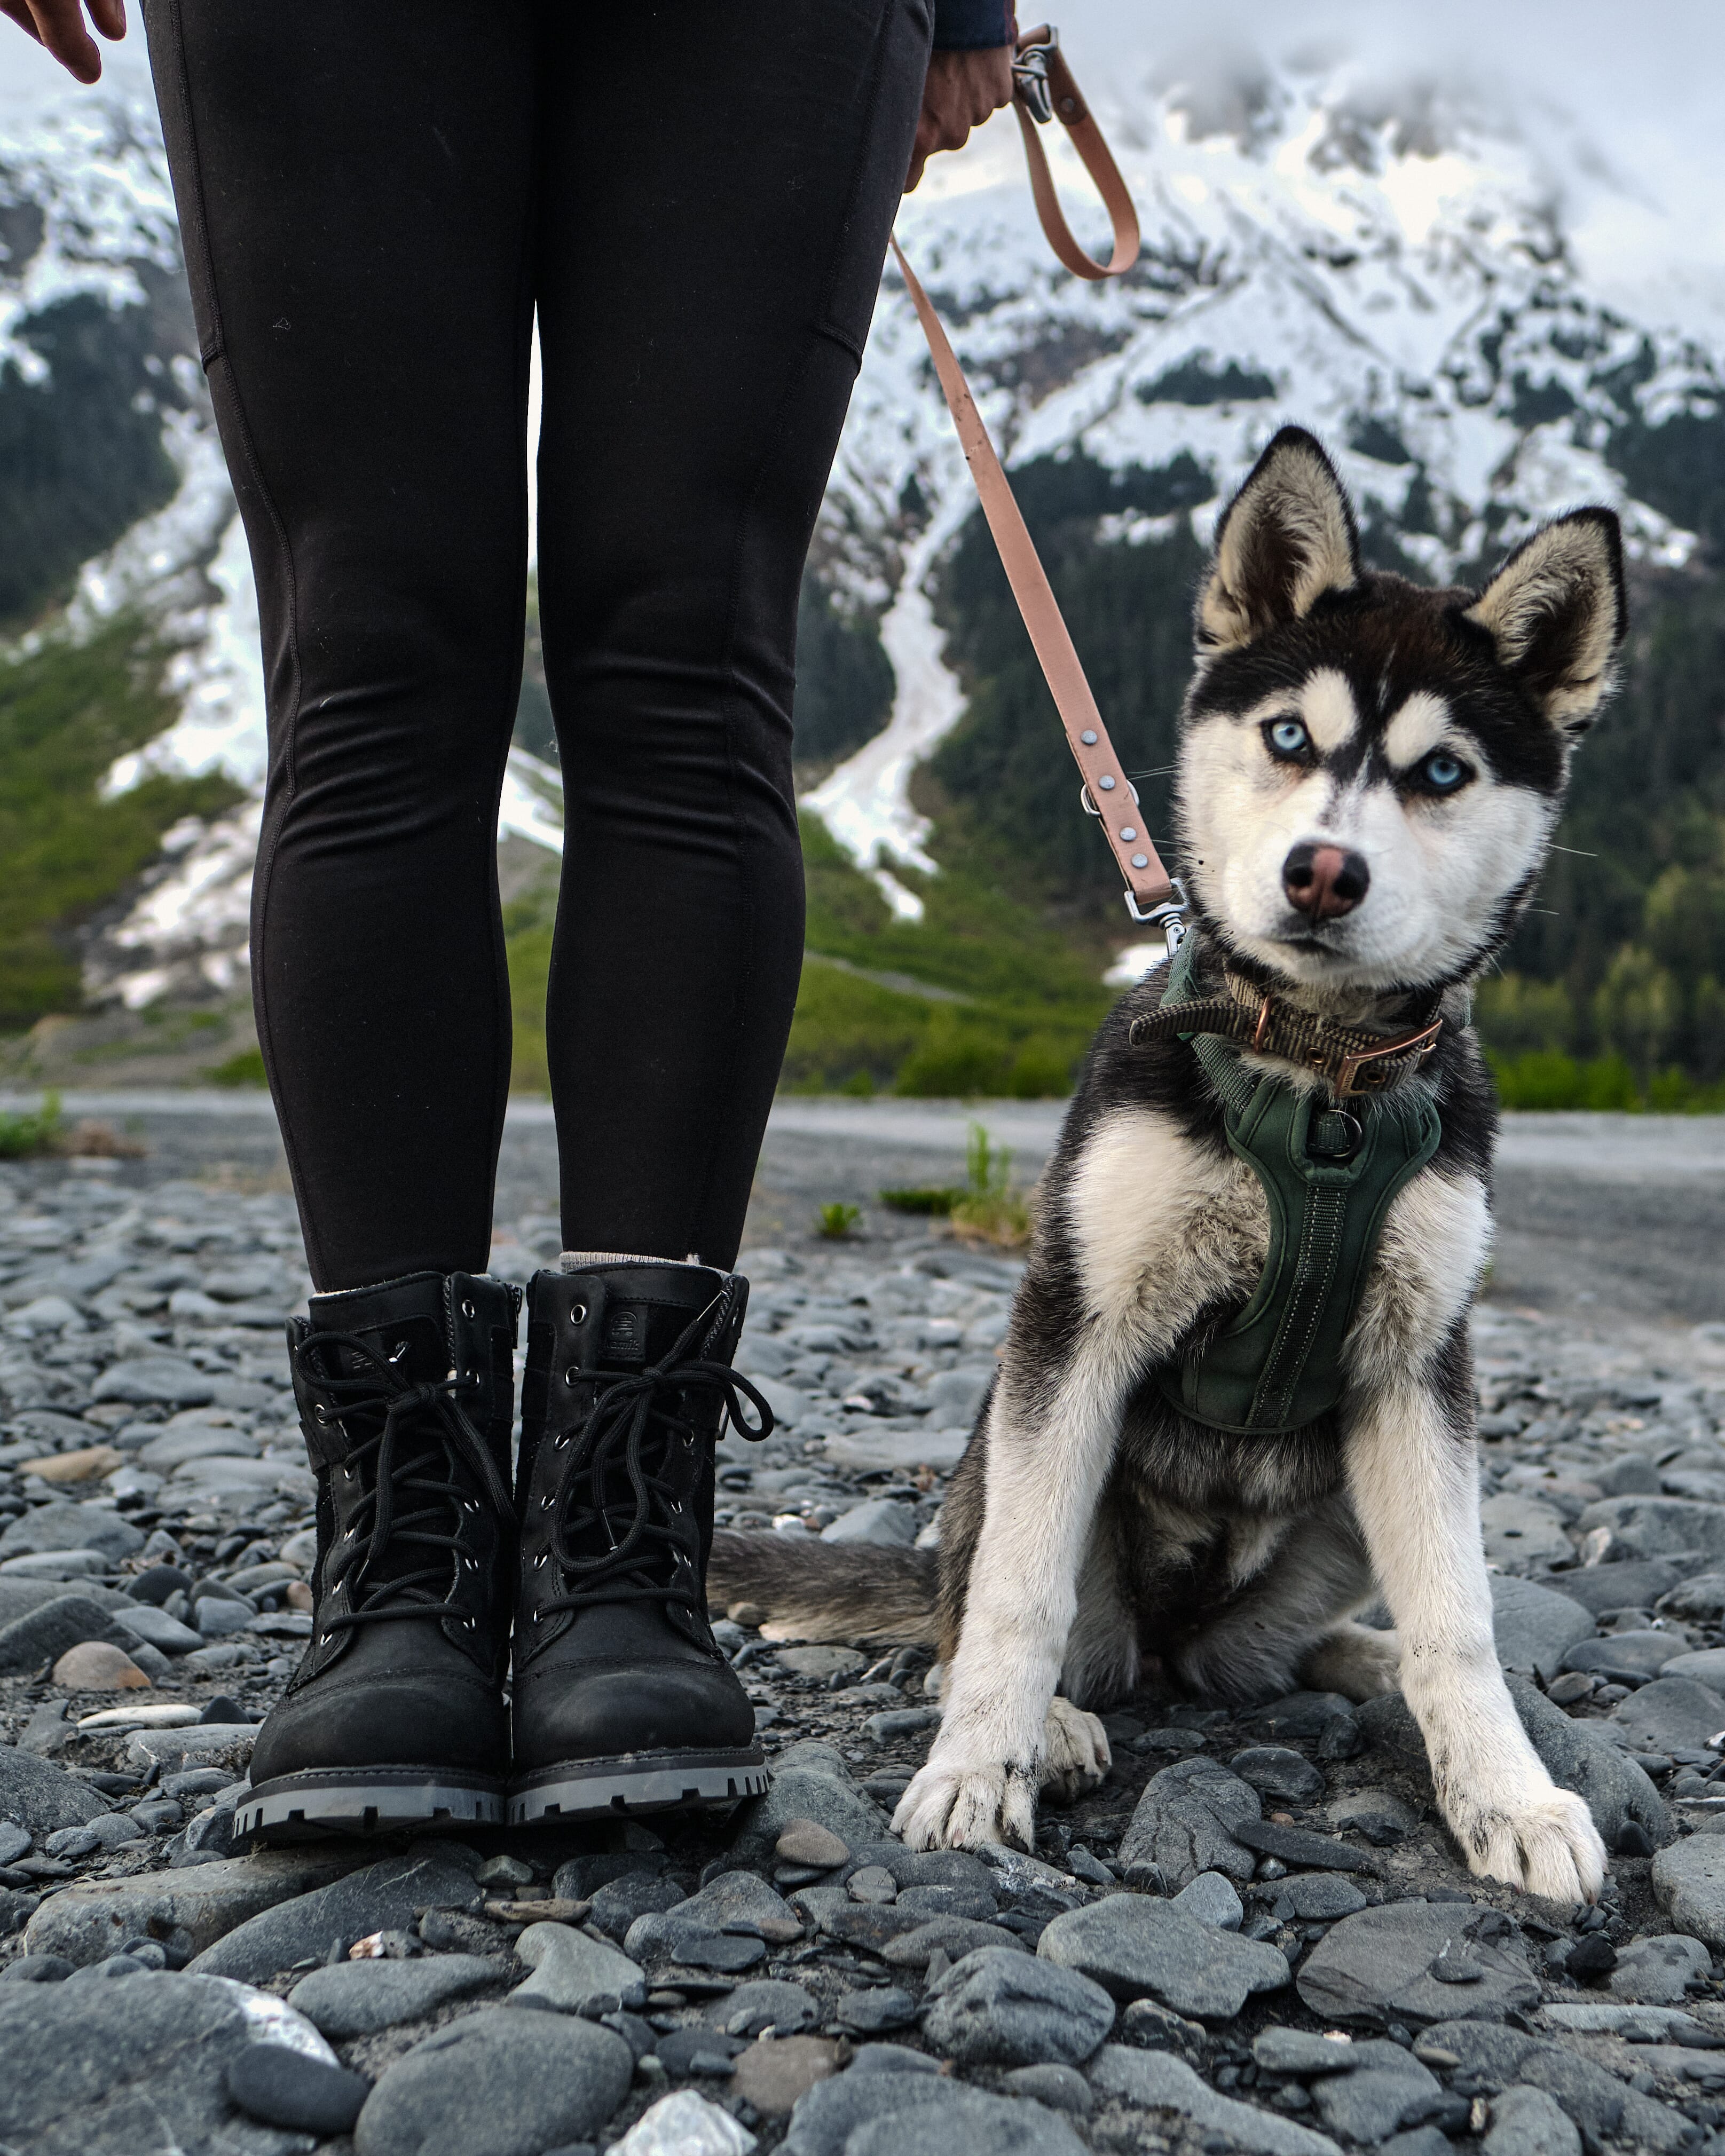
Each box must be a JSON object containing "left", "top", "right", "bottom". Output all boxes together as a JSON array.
[{"left": 353, "top": 2007, "right": 632, "bottom": 2156}]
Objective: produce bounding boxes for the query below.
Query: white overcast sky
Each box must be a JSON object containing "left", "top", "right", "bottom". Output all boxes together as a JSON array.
[{"left": 5, "top": 0, "right": 1725, "bottom": 325}]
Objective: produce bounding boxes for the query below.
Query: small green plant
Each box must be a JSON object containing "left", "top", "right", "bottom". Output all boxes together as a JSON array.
[
  {"left": 948, "top": 1120, "right": 1031, "bottom": 1249},
  {"left": 206, "top": 1048, "right": 268, "bottom": 1088},
  {"left": 0, "top": 1091, "right": 62, "bottom": 1159},
  {"left": 879, "top": 1185, "right": 960, "bottom": 1215},
  {"left": 816, "top": 1201, "right": 862, "bottom": 1240}
]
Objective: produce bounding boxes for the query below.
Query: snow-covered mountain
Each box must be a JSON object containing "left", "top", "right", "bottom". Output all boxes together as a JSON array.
[{"left": 5, "top": 50, "right": 1722, "bottom": 998}]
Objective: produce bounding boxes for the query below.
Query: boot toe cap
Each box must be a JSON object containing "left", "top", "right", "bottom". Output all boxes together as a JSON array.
[
  {"left": 513, "top": 1655, "right": 755, "bottom": 1768},
  {"left": 250, "top": 1665, "right": 507, "bottom": 1786}
]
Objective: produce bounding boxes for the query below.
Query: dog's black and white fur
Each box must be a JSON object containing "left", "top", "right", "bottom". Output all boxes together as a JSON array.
[{"left": 712, "top": 428, "right": 1627, "bottom": 1903}]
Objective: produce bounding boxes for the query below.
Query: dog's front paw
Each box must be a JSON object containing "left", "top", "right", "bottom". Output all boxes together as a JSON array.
[
  {"left": 1447, "top": 1782, "right": 1606, "bottom": 1904},
  {"left": 893, "top": 1751, "right": 1038, "bottom": 1853},
  {"left": 1041, "top": 1694, "right": 1110, "bottom": 1805}
]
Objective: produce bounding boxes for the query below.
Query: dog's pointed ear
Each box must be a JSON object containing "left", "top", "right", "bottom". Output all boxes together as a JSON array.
[
  {"left": 1196, "top": 427, "right": 1360, "bottom": 654},
  {"left": 1462, "top": 508, "right": 1626, "bottom": 735}
]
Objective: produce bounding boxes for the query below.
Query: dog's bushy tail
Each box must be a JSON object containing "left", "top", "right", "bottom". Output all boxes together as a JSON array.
[{"left": 706, "top": 1529, "right": 940, "bottom": 1647}]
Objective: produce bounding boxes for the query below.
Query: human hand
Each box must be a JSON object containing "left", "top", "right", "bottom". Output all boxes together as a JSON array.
[
  {"left": 1, "top": 0, "right": 124, "bottom": 83},
  {"left": 905, "top": 45, "right": 1014, "bottom": 192}
]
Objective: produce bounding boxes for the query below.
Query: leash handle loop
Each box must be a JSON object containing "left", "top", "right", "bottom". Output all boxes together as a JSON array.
[{"left": 1011, "top": 26, "right": 1141, "bottom": 281}]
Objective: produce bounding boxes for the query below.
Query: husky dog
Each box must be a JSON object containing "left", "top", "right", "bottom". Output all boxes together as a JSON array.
[{"left": 712, "top": 427, "right": 1625, "bottom": 1902}]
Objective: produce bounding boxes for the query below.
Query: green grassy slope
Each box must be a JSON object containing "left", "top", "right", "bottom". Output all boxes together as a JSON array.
[{"left": 0, "top": 619, "right": 242, "bottom": 1027}]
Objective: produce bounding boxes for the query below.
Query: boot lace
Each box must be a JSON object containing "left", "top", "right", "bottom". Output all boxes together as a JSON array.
[
  {"left": 541, "top": 1302, "right": 773, "bottom": 1618},
  {"left": 297, "top": 1330, "right": 514, "bottom": 1634}
]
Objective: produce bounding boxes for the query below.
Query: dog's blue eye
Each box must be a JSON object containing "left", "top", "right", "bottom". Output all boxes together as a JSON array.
[
  {"left": 1266, "top": 718, "right": 1310, "bottom": 759},
  {"left": 1420, "top": 751, "right": 1469, "bottom": 793}
]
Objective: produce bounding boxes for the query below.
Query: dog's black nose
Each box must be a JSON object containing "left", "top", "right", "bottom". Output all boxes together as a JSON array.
[{"left": 1283, "top": 842, "right": 1369, "bottom": 920}]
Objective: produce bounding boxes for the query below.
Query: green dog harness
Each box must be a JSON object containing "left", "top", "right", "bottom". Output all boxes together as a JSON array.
[{"left": 1147, "top": 939, "right": 1442, "bottom": 1436}]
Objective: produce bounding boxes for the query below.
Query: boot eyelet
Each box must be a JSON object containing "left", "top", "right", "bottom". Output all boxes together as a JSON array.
[
  {"left": 319, "top": 1632, "right": 334, "bottom": 1645},
  {"left": 533, "top": 1551, "right": 547, "bottom": 1568},
  {"left": 461, "top": 1298, "right": 477, "bottom": 1318},
  {"left": 570, "top": 1303, "right": 587, "bottom": 1324},
  {"left": 563, "top": 1368, "right": 581, "bottom": 1387},
  {"left": 462, "top": 1498, "right": 478, "bottom": 1514},
  {"left": 540, "top": 1493, "right": 555, "bottom": 1509},
  {"left": 553, "top": 1433, "right": 570, "bottom": 1450}
]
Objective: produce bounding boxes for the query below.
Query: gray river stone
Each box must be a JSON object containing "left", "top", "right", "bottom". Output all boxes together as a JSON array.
[
  {"left": 1230, "top": 1747, "right": 1326, "bottom": 1804},
  {"left": 1612, "top": 1676, "right": 1725, "bottom": 1753},
  {"left": 1116, "top": 1755, "right": 1261, "bottom": 1888},
  {"left": 0, "top": 1594, "right": 138, "bottom": 1677},
  {"left": 1557, "top": 1560, "right": 1690, "bottom": 1615},
  {"left": 353, "top": 2007, "right": 632, "bottom": 2156},
  {"left": 1483, "top": 2086, "right": 1582, "bottom": 2156},
  {"left": 781, "top": 2071, "right": 1082, "bottom": 2156},
  {"left": 0, "top": 1502, "right": 143, "bottom": 1562},
  {"left": 510, "top": 1918, "right": 645, "bottom": 2009},
  {"left": 1653, "top": 1836, "right": 1725, "bottom": 1949},
  {"left": 1608, "top": 1933, "right": 1713, "bottom": 2003},
  {"left": 1562, "top": 1631, "right": 1687, "bottom": 1683},
  {"left": 1420, "top": 2019, "right": 1691, "bottom": 2154},
  {"left": 727, "top": 1739, "right": 891, "bottom": 1866},
  {"left": 847, "top": 2091, "right": 1088, "bottom": 2156},
  {"left": 709, "top": 1977, "right": 823, "bottom": 2036},
  {"left": 1310, "top": 2054, "right": 1440, "bottom": 2143},
  {"left": 188, "top": 1851, "right": 482, "bottom": 1982},
  {"left": 1490, "top": 1575, "right": 1595, "bottom": 1683},
  {"left": 26, "top": 1849, "right": 359, "bottom": 1965},
  {"left": 1659, "top": 1647, "right": 1725, "bottom": 1689},
  {"left": 1480, "top": 1495, "right": 1572, "bottom": 1568},
  {"left": 1038, "top": 1896, "right": 1290, "bottom": 2020},
  {"left": 1086, "top": 2047, "right": 1341, "bottom": 2156},
  {"left": 110, "top": 1601, "right": 206, "bottom": 1654},
  {"left": 91, "top": 1356, "right": 219, "bottom": 1408},
  {"left": 0, "top": 1967, "right": 336, "bottom": 2156},
  {"left": 0, "top": 1742, "right": 106, "bottom": 1836},
  {"left": 1296, "top": 1903, "right": 1541, "bottom": 2026},
  {"left": 1575, "top": 1496, "right": 1725, "bottom": 1563},
  {"left": 921, "top": 1945, "right": 1115, "bottom": 2066},
  {"left": 288, "top": 1953, "right": 505, "bottom": 2036}
]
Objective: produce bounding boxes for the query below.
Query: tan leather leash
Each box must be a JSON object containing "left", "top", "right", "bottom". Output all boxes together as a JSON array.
[{"left": 893, "top": 25, "right": 1185, "bottom": 950}]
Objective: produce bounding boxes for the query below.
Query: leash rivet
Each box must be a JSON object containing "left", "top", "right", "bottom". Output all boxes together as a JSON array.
[
  {"left": 1081, "top": 729, "right": 1097, "bottom": 745},
  {"left": 1120, "top": 825, "right": 1137, "bottom": 841},
  {"left": 1131, "top": 853, "right": 1148, "bottom": 868},
  {"left": 1098, "top": 775, "right": 1116, "bottom": 791}
]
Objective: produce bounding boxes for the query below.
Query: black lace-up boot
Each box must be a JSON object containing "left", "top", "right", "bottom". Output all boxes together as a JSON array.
[
  {"left": 238, "top": 1270, "right": 519, "bottom": 1839},
  {"left": 508, "top": 1256, "right": 774, "bottom": 1824}
]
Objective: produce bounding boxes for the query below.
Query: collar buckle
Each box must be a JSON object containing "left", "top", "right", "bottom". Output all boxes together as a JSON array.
[{"left": 1335, "top": 1018, "right": 1443, "bottom": 1097}]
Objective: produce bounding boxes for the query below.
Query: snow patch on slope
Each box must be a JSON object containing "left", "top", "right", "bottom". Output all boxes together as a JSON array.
[{"left": 804, "top": 527, "right": 971, "bottom": 922}]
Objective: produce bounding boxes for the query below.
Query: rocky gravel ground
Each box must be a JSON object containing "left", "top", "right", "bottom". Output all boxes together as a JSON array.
[{"left": 5, "top": 1153, "right": 1725, "bottom": 2156}]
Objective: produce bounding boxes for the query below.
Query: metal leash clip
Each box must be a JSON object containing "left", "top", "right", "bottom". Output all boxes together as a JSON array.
[
  {"left": 1012, "top": 27, "right": 1058, "bottom": 124},
  {"left": 1126, "top": 876, "right": 1188, "bottom": 958}
]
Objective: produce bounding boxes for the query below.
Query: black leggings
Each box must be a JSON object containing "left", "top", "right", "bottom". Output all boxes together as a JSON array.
[{"left": 141, "top": 0, "right": 929, "bottom": 1290}]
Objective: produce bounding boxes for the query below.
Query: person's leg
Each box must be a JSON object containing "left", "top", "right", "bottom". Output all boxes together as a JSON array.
[
  {"left": 143, "top": 0, "right": 537, "bottom": 1291},
  {"left": 533, "top": 0, "right": 932, "bottom": 1268},
  {"left": 141, "top": 0, "right": 537, "bottom": 1836}
]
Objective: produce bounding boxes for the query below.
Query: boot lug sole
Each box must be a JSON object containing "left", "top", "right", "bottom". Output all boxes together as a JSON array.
[
  {"left": 508, "top": 1747, "right": 769, "bottom": 1824},
  {"left": 238, "top": 1768, "right": 506, "bottom": 1842}
]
